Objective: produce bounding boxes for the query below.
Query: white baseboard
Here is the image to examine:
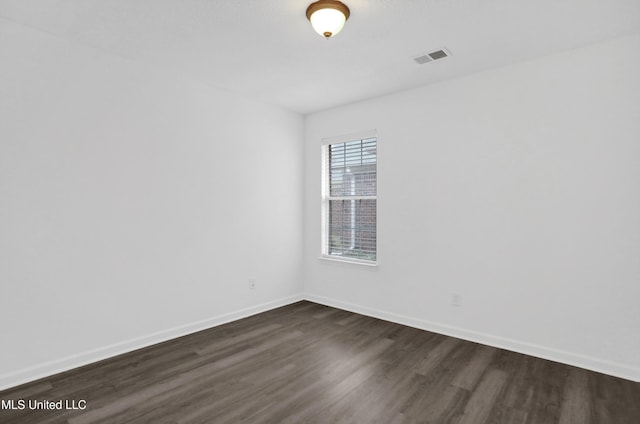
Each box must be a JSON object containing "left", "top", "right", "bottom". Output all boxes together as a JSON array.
[
  {"left": 3, "top": 292, "right": 637, "bottom": 390},
  {"left": 0, "top": 294, "right": 304, "bottom": 391},
  {"left": 304, "top": 293, "right": 640, "bottom": 382}
]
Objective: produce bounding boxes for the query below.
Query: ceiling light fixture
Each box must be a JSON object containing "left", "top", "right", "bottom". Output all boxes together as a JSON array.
[{"left": 306, "top": 0, "right": 350, "bottom": 39}]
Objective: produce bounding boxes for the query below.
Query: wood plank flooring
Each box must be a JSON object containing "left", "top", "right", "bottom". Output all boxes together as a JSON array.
[{"left": 1, "top": 301, "right": 639, "bottom": 423}]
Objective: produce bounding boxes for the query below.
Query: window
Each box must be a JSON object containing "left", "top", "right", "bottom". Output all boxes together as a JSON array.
[{"left": 322, "top": 134, "right": 377, "bottom": 263}]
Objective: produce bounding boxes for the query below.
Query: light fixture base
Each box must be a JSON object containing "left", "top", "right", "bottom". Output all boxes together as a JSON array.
[{"left": 306, "top": 0, "right": 351, "bottom": 21}]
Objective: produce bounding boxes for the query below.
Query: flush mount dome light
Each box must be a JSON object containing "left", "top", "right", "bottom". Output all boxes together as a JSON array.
[{"left": 306, "top": 0, "right": 350, "bottom": 39}]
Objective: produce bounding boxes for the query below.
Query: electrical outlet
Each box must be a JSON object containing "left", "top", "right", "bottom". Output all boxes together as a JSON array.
[
  {"left": 249, "top": 278, "right": 256, "bottom": 290},
  {"left": 452, "top": 293, "right": 461, "bottom": 307}
]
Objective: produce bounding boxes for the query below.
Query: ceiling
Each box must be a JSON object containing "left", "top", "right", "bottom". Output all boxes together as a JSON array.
[{"left": 1, "top": 0, "right": 639, "bottom": 114}]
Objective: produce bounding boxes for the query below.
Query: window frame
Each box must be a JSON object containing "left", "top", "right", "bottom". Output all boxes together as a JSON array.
[{"left": 320, "top": 130, "right": 378, "bottom": 266}]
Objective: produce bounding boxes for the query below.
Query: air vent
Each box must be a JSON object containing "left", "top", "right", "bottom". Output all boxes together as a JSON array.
[
  {"left": 413, "top": 48, "right": 450, "bottom": 64},
  {"left": 428, "top": 49, "right": 448, "bottom": 60}
]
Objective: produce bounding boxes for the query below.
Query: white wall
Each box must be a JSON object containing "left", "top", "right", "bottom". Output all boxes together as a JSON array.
[
  {"left": 0, "top": 18, "right": 304, "bottom": 389},
  {"left": 304, "top": 34, "right": 640, "bottom": 381}
]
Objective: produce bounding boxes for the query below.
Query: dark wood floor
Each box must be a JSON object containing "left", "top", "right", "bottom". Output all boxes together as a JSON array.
[{"left": 1, "top": 301, "right": 639, "bottom": 423}]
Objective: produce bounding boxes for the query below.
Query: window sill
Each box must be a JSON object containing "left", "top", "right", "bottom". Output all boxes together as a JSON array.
[{"left": 318, "top": 255, "right": 378, "bottom": 268}]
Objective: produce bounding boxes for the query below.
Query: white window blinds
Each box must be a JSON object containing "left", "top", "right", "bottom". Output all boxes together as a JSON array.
[{"left": 322, "top": 136, "right": 377, "bottom": 262}]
